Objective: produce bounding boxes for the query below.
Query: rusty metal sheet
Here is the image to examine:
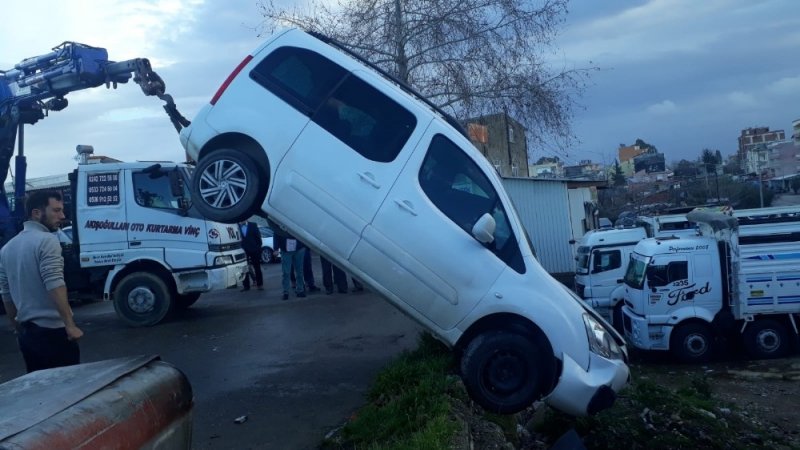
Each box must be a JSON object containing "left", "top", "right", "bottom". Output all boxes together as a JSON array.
[{"left": 0, "top": 355, "right": 159, "bottom": 440}]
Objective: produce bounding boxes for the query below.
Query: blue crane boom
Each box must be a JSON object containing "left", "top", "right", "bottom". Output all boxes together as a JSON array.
[{"left": 0, "top": 41, "right": 189, "bottom": 245}]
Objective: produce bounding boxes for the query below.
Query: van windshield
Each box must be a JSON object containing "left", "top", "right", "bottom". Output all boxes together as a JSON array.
[
  {"left": 576, "top": 246, "right": 590, "bottom": 274},
  {"left": 623, "top": 253, "right": 649, "bottom": 289}
]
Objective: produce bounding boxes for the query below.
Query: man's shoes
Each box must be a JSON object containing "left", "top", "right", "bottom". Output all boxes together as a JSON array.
[
  {"left": 241, "top": 287, "right": 250, "bottom": 292},
  {"left": 309, "top": 286, "right": 321, "bottom": 293},
  {"left": 325, "top": 288, "right": 334, "bottom": 295},
  {"left": 257, "top": 285, "right": 264, "bottom": 291},
  {"left": 296, "top": 292, "right": 306, "bottom": 298},
  {"left": 282, "top": 293, "right": 289, "bottom": 300}
]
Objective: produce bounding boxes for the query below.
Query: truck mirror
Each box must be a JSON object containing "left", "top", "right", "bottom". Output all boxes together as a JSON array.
[
  {"left": 177, "top": 198, "right": 190, "bottom": 217},
  {"left": 169, "top": 170, "right": 184, "bottom": 197}
]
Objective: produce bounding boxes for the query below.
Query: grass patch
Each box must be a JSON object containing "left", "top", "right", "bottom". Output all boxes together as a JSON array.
[
  {"left": 534, "top": 365, "right": 794, "bottom": 449},
  {"left": 321, "top": 333, "right": 460, "bottom": 450}
]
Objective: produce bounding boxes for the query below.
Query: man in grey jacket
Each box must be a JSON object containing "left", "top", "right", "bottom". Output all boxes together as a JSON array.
[{"left": 0, "top": 191, "right": 83, "bottom": 373}]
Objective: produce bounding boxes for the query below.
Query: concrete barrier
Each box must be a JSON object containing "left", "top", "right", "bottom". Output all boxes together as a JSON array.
[{"left": 0, "top": 355, "right": 192, "bottom": 449}]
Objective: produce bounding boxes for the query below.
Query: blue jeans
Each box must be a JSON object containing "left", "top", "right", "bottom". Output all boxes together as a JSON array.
[{"left": 281, "top": 248, "right": 306, "bottom": 294}]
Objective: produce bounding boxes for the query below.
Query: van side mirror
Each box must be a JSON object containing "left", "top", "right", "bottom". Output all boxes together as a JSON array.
[{"left": 472, "top": 213, "right": 496, "bottom": 244}]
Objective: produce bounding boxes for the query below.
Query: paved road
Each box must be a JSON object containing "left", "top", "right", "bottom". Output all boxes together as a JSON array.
[{"left": 0, "top": 261, "right": 422, "bottom": 449}]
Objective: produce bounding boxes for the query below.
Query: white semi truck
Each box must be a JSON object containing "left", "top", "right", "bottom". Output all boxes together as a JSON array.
[
  {"left": 60, "top": 146, "right": 248, "bottom": 326},
  {"left": 574, "top": 214, "right": 694, "bottom": 329},
  {"left": 621, "top": 207, "right": 800, "bottom": 362}
]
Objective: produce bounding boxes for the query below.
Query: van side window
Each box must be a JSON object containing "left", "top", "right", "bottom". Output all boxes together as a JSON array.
[
  {"left": 419, "top": 134, "right": 525, "bottom": 273},
  {"left": 132, "top": 172, "right": 181, "bottom": 210},
  {"left": 250, "top": 46, "right": 348, "bottom": 115},
  {"left": 592, "top": 249, "right": 621, "bottom": 273},
  {"left": 312, "top": 74, "right": 417, "bottom": 162}
]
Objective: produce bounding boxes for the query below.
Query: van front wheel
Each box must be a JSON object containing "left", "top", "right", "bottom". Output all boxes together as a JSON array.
[
  {"left": 191, "top": 148, "right": 262, "bottom": 224},
  {"left": 460, "top": 331, "right": 554, "bottom": 414}
]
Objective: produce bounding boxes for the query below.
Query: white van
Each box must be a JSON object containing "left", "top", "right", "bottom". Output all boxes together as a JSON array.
[{"left": 179, "top": 28, "right": 629, "bottom": 416}]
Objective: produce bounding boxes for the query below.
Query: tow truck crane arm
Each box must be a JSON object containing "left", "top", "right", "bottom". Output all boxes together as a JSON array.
[{"left": 0, "top": 42, "right": 189, "bottom": 245}]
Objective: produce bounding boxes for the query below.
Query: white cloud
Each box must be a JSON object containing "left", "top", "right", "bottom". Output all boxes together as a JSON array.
[
  {"left": 766, "top": 76, "right": 800, "bottom": 95},
  {"left": 646, "top": 100, "right": 677, "bottom": 115},
  {"left": 96, "top": 107, "right": 166, "bottom": 123}
]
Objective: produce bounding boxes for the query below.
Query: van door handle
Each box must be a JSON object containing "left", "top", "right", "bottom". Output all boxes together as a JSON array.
[
  {"left": 394, "top": 199, "right": 418, "bottom": 216},
  {"left": 357, "top": 172, "right": 381, "bottom": 189},
  {"left": 130, "top": 241, "right": 141, "bottom": 247}
]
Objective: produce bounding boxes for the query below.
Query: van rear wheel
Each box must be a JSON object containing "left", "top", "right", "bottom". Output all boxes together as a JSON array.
[
  {"left": 191, "top": 148, "right": 262, "bottom": 223},
  {"left": 460, "top": 331, "right": 554, "bottom": 414}
]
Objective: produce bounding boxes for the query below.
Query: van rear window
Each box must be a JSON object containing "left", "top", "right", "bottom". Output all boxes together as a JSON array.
[{"left": 250, "top": 46, "right": 348, "bottom": 115}]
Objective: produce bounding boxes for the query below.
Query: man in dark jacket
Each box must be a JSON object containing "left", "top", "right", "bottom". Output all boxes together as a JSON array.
[{"left": 238, "top": 221, "right": 263, "bottom": 291}]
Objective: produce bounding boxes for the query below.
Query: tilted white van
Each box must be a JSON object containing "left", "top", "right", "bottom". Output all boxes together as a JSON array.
[{"left": 179, "top": 28, "right": 629, "bottom": 415}]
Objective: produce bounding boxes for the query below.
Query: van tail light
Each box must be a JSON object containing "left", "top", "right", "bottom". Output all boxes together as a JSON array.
[{"left": 210, "top": 55, "right": 254, "bottom": 105}]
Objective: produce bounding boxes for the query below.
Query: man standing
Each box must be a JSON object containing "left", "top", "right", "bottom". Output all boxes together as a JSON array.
[
  {"left": 238, "top": 220, "right": 264, "bottom": 291},
  {"left": 274, "top": 231, "right": 306, "bottom": 300},
  {"left": 0, "top": 191, "right": 83, "bottom": 373}
]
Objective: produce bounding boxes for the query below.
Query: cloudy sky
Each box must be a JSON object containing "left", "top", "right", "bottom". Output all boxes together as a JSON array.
[{"left": 2, "top": 0, "right": 798, "bottom": 180}]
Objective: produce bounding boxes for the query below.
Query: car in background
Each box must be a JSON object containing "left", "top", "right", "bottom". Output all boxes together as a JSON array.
[{"left": 259, "top": 225, "right": 280, "bottom": 264}]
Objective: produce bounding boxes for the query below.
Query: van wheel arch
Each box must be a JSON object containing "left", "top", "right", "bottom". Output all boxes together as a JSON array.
[
  {"left": 199, "top": 133, "right": 270, "bottom": 218},
  {"left": 456, "top": 314, "right": 559, "bottom": 413}
]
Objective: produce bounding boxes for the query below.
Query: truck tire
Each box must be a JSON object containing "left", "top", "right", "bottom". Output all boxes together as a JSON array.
[
  {"left": 191, "top": 148, "right": 262, "bottom": 224},
  {"left": 743, "top": 319, "right": 789, "bottom": 359},
  {"left": 113, "top": 273, "right": 172, "bottom": 327},
  {"left": 173, "top": 292, "right": 201, "bottom": 311},
  {"left": 460, "top": 331, "right": 555, "bottom": 414},
  {"left": 670, "top": 322, "right": 715, "bottom": 363}
]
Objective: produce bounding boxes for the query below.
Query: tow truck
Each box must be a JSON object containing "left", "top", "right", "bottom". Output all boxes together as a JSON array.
[
  {"left": 1, "top": 43, "right": 246, "bottom": 325},
  {"left": 1, "top": 41, "right": 189, "bottom": 244}
]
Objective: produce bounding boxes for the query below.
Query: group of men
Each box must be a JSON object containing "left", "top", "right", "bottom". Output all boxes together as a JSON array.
[
  {"left": 238, "top": 220, "right": 364, "bottom": 301},
  {"left": 0, "top": 191, "right": 366, "bottom": 376}
]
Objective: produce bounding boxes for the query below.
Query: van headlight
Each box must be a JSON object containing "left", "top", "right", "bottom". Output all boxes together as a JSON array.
[
  {"left": 214, "top": 255, "right": 233, "bottom": 265},
  {"left": 583, "top": 313, "right": 624, "bottom": 360}
]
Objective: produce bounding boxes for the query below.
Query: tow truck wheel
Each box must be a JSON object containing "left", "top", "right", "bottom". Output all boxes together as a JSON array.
[
  {"left": 113, "top": 273, "right": 172, "bottom": 327},
  {"left": 460, "top": 331, "right": 555, "bottom": 414},
  {"left": 670, "top": 322, "right": 715, "bottom": 363},
  {"left": 191, "top": 148, "right": 262, "bottom": 224},
  {"left": 743, "top": 319, "right": 789, "bottom": 359},
  {"left": 173, "top": 292, "right": 201, "bottom": 311}
]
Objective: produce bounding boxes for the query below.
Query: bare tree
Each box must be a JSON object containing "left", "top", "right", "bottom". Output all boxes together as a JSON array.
[{"left": 258, "top": 0, "right": 594, "bottom": 151}]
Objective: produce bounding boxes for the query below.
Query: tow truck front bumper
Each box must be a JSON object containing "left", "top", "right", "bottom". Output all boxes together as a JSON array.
[{"left": 175, "top": 261, "right": 247, "bottom": 294}]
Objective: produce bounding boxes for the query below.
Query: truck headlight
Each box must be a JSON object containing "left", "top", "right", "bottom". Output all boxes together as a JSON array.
[
  {"left": 583, "top": 313, "right": 624, "bottom": 360},
  {"left": 214, "top": 255, "right": 233, "bottom": 265}
]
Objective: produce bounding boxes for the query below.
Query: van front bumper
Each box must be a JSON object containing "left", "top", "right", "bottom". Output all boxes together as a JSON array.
[{"left": 544, "top": 352, "right": 630, "bottom": 416}]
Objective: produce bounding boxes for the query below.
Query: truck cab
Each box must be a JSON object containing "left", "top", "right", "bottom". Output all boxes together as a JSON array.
[
  {"left": 64, "top": 146, "right": 247, "bottom": 326},
  {"left": 621, "top": 236, "right": 723, "bottom": 361},
  {"left": 574, "top": 227, "right": 646, "bottom": 324}
]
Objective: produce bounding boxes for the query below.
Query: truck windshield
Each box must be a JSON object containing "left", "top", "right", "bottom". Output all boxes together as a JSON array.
[
  {"left": 623, "top": 253, "right": 649, "bottom": 289},
  {"left": 576, "top": 246, "right": 590, "bottom": 274}
]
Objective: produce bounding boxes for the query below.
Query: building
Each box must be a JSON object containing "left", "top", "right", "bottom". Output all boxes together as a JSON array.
[
  {"left": 528, "top": 161, "right": 564, "bottom": 178},
  {"left": 465, "top": 113, "right": 529, "bottom": 177},
  {"left": 633, "top": 152, "right": 665, "bottom": 173},
  {"left": 765, "top": 140, "right": 800, "bottom": 190},
  {"left": 738, "top": 126, "right": 785, "bottom": 164},
  {"left": 793, "top": 118, "right": 800, "bottom": 145},
  {"left": 562, "top": 160, "right": 605, "bottom": 180},
  {"left": 617, "top": 144, "right": 648, "bottom": 176}
]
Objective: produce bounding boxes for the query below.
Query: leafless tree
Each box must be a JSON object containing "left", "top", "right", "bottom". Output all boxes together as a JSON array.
[{"left": 258, "top": 0, "right": 594, "bottom": 152}]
